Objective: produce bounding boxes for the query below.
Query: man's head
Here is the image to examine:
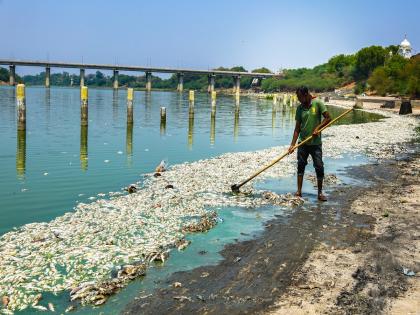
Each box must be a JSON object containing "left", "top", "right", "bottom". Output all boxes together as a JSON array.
[{"left": 296, "top": 86, "right": 311, "bottom": 105}]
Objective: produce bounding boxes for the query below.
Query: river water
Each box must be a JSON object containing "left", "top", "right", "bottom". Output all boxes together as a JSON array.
[{"left": 0, "top": 86, "right": 383, "bottom": 314}]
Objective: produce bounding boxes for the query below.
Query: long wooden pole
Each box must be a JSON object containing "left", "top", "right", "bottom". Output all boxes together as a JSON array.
[{"left": 231, "top": 107, "right": 354, "bottom": 192}]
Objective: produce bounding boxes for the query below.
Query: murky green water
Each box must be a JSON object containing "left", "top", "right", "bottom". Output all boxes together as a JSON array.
[{"left": 0, "top": 86, "right": 384, "bottom": 314}]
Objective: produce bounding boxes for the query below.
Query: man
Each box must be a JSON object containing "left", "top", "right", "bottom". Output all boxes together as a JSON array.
[{"left": 288, "top": 86, "right": 331, "bottom": 201}]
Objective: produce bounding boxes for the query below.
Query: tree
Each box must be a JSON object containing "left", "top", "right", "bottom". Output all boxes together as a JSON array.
[
  {"left": 368, "top": 67, "right": 392, "bottom": 96},
  {"left": 353, "top": 46, "right": 386, "bottom": 80},
  {"left": 0, "top": 67, "right": 9, "bottom": 82},
  {"left": 252, "top": 67, "right": 272, "bottom": 73}
]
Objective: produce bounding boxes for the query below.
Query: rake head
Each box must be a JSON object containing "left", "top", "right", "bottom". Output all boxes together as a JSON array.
[{"left": 231, "top": 184, "right": 240, "bottom": 193}]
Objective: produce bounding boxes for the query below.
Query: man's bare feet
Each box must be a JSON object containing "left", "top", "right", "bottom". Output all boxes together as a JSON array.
[
  {"left": 318, "top": 193, "right": 327, "bottom": 201},
  {"left": 295, "top": 191, "right": 302, "bottom": 197}
]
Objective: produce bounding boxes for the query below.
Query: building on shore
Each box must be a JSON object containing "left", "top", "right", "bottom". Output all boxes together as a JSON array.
[{"left": 398, "top": 36, "right": 412, "bottom": 59}]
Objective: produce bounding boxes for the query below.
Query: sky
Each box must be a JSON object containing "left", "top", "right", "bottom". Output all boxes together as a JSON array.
[{"left": 1, "top": 0, "right": 419, "bottom": 75}]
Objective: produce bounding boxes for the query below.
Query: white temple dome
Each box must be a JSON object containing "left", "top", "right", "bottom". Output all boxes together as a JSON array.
[
  {"left": 400, "top": 38, "right": 411, "bottom": 48},
  {"left": 398, "top": 36, "right": 412, "bottom": 58}
]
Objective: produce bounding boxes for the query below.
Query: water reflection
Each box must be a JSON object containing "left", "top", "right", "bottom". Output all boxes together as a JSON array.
[
  {"left": 210, "top": 110, "right": 216, "bottom": 145},
  {"left": 112, "top": 90, "right": 119, "bottom": 122},
  {"left": 160, "top": 116, "right": 166, "bottom": 136},
  {"left": 45, "top": 89, "right": 51, "bottom": 127},
  {"left": 234, "top": 106, "right": 239, "bottom": 141},
  {"left": 188, "top": 111, "right": 194, "bottom": 149},
  {"left": 272, "top": 105, "right": 277, "bottom": 135},
  {"left": 16, "top": 129, "right": 26, "bottom": 178},
  {"left": 80, "top": 124, "right": 88, "bottom": 171},
  {"left": 126, "top": 122, "right": 133, "bottom": 166},
  {"left": 145, "top": 92, "right": 152, "bottom": 121}
]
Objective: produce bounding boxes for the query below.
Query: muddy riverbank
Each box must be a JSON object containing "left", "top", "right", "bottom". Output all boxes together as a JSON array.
[{"left": 123, "top": 144, "right": 419, "bottom": 315}]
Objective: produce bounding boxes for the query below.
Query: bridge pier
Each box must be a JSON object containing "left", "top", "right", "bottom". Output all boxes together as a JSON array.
[
  {"left": 127, "top": 88, "right": 134, "bottom": 124},
  {"left": 16, "top": 84, "right": 26, "bottom": 131},
  {"left": 113, "top": 70, "right": 119, "bottom": 89},
  {"left": 233, "top": 75, "right": 240, "bottom": 95},
  {"left": 80, "top": 86, "right": 88, "bottom": 126},
  {"left": 208, "top": 74, "right": 215, "bottom": 93},
  {"left": 9, "top": 65, "right": 15, "bottom": 86},
  {"left": 45, "top": 67, "right": 51, "bottom": 88},
  {"left": 145, "top": 72, "right": 152, "bottom": 92},
  {"left": 177, "top": 73, "right": 184, "bottom": 92},
  {"left": 80, "top": 69, "right": 85, "bottom": 87}
]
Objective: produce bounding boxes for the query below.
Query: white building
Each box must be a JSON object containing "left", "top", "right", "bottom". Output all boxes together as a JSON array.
[{"left": 398, "top": 36, "right": 412, "bottom": 59}]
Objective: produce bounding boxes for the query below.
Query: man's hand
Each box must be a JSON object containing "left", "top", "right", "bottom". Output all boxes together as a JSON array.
[
  {"left": 312, "top": 128, "right": 320, "bottom": 137},
  {"left": 288, "top": 145, "right": 296, "bottom": 154}
]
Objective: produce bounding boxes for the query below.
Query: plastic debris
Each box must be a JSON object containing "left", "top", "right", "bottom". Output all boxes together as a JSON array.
[{"left": 402, "top": 267, "right": 415, "bottom": 277}]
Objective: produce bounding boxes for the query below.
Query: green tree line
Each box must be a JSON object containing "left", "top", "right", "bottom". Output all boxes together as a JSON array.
[
  {"left": 262, "top": 45, "right": 419, "bottom": 98},
  {"left": 1, "top": 46, "right": 419, "bottom": 97}
]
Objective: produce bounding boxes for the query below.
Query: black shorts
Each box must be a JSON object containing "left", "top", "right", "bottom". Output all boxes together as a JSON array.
[{"left": 297, "top": 144, "right": 324, "bottom": 179}]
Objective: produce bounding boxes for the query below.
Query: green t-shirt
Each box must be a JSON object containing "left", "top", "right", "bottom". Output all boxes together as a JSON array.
[{"left": 295, "top": 99, "right": 327, "bottom": 145}]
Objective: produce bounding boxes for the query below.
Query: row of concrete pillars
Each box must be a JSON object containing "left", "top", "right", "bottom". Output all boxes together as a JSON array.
[
  {"left": 8, "top": 66, "right": 242, "bottom": 94},
  {"left": 14, "top": 84, "right": 241, "bottom": 175}
]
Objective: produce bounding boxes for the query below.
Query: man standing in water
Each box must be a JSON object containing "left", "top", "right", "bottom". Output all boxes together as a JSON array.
[{"left": 288, "top": 86, "right": 331, "bottom": 201}]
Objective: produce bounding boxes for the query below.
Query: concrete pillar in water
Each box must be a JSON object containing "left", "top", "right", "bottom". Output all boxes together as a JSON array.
[
  {"left": 45, "top": 67, "right": 51, "bottom": 88},
  {"left": 80, "top": 124, "right": 88, "bottom": 171},
  {"left": 208, "top": 75, "right": 215, "bottom": 93},
  {"left": 16, "top": 84, "right": 26, "bottom": 131},
  {"left": 189, "top": 90, "right": 195, "bottom": 111},
  {"left": 16, "top": 128, "right": 26, "bottom": 177},
  {"left": 127, "top": 88, "right": 134, "bottom": 124},
  {"left": 146, "top": 72, "right": 152, "bottom": 92},
  {"left": 160, "top": 107, "right": 166, "bottom": 135},
  {"left": 355, "top": 98, "right": 363, "bottom": 109},
  {"left": 113, "top": 70, "right": 119, "bottom": 89},
  {"left": 211, "top": 91, "right": 217, "bottom": 108},
  {"left": 9, "top": 65, "right": 16, "bottom": 86},
  {"left": 80, "top": 69, "right": 85, "bottom": 87},
  {"left": 273, "top": 94, "right": 277, "bottom": 104},
  {"left": 233, "top": 76, "right": 241, "bottom": 96},
  {"left": 188, "top": 111, "right": 194, "bottom": 149},
  {"left": 80, "top": 86, "right": 88, "bottom": 126},
  {"left": 177, "top": 73, "right": 184, "bottom": 92}
]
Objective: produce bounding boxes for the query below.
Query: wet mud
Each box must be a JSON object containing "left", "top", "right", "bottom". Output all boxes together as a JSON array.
[{"left": 123, "top": 145, "right": 419, "bottom": 315}]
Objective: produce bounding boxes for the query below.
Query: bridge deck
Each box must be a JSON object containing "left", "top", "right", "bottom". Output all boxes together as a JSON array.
[{"left": 0, "top": 60, "right": 276, "bottom": 78}]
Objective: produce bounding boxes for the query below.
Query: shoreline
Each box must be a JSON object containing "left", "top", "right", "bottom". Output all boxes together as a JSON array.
[
  {"left": 123, "top": 142, "right": 419, "bottom": 315},
  {"left": 0, "top": 106, "right": 417, "bottom": 313}
]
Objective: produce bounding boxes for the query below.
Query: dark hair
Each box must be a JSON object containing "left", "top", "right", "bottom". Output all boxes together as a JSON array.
[{"left": 296, "top": 86, "right": 309, "bottom": 96}]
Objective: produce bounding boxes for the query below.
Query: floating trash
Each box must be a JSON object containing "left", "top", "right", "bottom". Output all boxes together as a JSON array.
[{"left": 0, "top": 109, "right": 417, "bottom": 312}]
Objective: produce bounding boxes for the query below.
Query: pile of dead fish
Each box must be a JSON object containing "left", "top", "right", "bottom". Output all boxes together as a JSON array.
[{"left": 0, "top": 108, "right": 417, "bottom": 313}]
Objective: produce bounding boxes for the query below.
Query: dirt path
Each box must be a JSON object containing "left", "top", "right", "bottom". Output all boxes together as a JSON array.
[
  {"left": 123, "top": 149, "right": 419, "bottom": 315},
  {"left": 270, "top": 153, "right": 419, "bottom": 315}
]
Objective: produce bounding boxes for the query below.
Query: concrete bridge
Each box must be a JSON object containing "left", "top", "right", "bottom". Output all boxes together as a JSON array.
[{"left": 0, "top": 59, "right": 277, "bottom": 93}]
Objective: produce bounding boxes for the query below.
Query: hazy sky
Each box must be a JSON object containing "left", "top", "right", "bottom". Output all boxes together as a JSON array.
[{"left": 1, "top": 0, "right": 419, "bottom": 75}]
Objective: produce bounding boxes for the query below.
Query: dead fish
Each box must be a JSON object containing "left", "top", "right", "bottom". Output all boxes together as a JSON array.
[
  {"left": 165, "top": 184, "right": 174, "bottom": 189},
  {"left": 65, "top": 305, "right": 75, "bottom": 312},
  {"left": 155, "top": 160, "right": 167, "bottom": 173},
  {"left": 32, "top": 305, "right": 48, "bottom": 311},
  {"left": 125, "top": 184, "right": 137, "bottom": 193},
  {"left": 173, "top": 295, "right": 192, "bottom": 302},
  {"left": 48, "top": 302, "right": 55, "bottom": 312},
  {"left": 2, "top": 295, "right": 9, "bottom": 307}
]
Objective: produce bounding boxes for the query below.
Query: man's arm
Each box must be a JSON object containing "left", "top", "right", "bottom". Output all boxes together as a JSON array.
[
  {"left": 313, "top": 111, "right": 331, "bottom": 136},
  {"left": 288, "top": 120, "right": 301, "bottom": 154}
]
